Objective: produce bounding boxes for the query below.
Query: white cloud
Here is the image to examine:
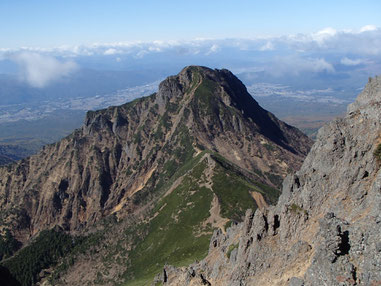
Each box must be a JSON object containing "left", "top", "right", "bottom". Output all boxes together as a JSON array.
[
  {"left": 210, "top": 44, "right": 219, "bottom": 52},
  {"left": 135, "top": 50, "right": 148, "bottom": 58},
  {"left": 104, "top": 48, "right": 119, "bottom": 55},
  {"left": 266, "top": 56, "right": 335, "bottom": 77},
  {"left": 148, "top": 46, "right": 162, "bottom": 52},
  {"left": 0, "top": 26, "right": 379, "bottom": 81},
  {"left": 359, "top": 25, "right": 377, "bottom": 32},
  {"left": 11, "top": 52, "right": 78, "bottom": 88},
  {"left": 1, "top": 26, "right": 379, "bottom": 60},
  {"left": 299, "top": 58, "right": 335, "bottom": 73},
  {"left": 312, "top": 27, "right": 337, "bottom": 44},
  {"left": 205, "top": 44, "right": 220, "bottom": 55},
  {"left": 280, "top": 26, "right": 381, "bottom": 55},
  {"left": 340, "top": 57, "right": 363, "bottom": 66},
  {"left": 259, "top": 41, "right": 274, "bottom": 51}
]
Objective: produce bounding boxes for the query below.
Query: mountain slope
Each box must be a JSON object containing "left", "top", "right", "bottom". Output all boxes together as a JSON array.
[
  {"left": 159, "top": 76, "right": 381, "bottom": 285},
  {"left": 0, "top": 66, "right": 312, "bottom": 285}
]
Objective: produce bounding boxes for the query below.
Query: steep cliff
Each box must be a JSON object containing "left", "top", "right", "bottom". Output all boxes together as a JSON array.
[{"left": 159, "top": 76, "right": 381, "bottom": 286}]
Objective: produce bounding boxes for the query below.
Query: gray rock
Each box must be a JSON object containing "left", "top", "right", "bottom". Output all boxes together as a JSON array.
[{"left": 288, "top": 277, "right": 304, "bottom": 286}]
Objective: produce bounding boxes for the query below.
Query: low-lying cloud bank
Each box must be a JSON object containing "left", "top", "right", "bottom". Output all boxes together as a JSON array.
[
  {"left": 1, "top": 25, "right": 377, "bottom": 57},
  {"left": 0, "top": 26, "right": 379, "bottom": 87}
]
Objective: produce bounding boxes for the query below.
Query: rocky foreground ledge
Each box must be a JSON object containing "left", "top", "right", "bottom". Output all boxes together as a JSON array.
[{"left": 157, "top": 76, "right": 381, "bottom": 285}]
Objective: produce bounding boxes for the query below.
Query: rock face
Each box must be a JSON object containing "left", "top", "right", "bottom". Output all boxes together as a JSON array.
[
  {"left": 0, "top": 66, "right": 311, "bottom": 251},
  {"left": 159, "top": 76, "right": 381, "bottom": 285}
]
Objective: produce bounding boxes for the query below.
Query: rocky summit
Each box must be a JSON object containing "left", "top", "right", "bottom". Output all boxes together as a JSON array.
[
  {"left": 158, "top": 76, "right": 381, "bottom": 285},
  {"left": 0, "top": 66, "right": 312, "bottom": 285}
]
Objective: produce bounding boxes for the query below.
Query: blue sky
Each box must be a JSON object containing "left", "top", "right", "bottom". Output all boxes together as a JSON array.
[{"left": 1, "top": 0, "right": 380, "bottom": 48}]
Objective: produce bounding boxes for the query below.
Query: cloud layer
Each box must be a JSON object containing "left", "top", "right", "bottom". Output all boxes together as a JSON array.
[
  {"left": 10, "top": 52, "right": 78, "bottom": 88},
  {"left": 0, "top": 26, "right": 379, "bottom": 85},
  {"left": 1, "top": 26, "right": 378, "bottom": 57}
]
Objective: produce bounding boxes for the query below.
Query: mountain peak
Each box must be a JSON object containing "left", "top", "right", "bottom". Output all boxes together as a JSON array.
[
  {"left": 0, "top": 66, "right": 313, "bottom": 285},
  {"left": 155, "top": 66, "right": 311, "bottom": 156},
  {"left": 1, "top": 65, "right": 311, "bottom": 235},
  {"left": 158, "top": 65, "right": 247, "bottom": 101},
  {"left": 178, "top": 65, "right": 230, "bottom": 80}
]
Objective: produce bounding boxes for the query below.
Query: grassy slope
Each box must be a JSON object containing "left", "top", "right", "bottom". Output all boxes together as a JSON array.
[
  {"left": 124, "top": 157, "right": 212, "bottom": 285},
  {"left": 122, "top": 72, "right": 280, "bottom": 284},
  {"left": 123, "top": 151, "right": 279, "bottom": 285}
]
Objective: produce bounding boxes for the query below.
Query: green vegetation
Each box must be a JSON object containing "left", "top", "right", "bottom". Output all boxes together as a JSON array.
[
  {"left": 374, "top": 143, "right": 381, "bottom": 162},
  {"left": 132, "top": 123, "right": 196, "bottom": 207},
  {"left": 1, "top": 229, "right": 77, "bottom": 286},
  {"left": 160, "top": 111, "right": 172, "bottom": 130},
  {"left": 224, "top": 220, "right": 233, "bottom": 232},
  {"left": 152, "top": 102, "right": 179, "bottom": 141},
  {"left": 48, "top": 221, "right": 111, "bottom": 284},
  {"left": 226, "top": 243, "right": 239, "bottom": 259},
  {"left": 0, "top": 229, "right": 20, "bottom": 261},
  {"left": 263, "top": 143, "right": 276, "bottom": 152},
  {"left": 133, "top": 130, "right": 142, "bottom": 145},
  {"left": 289, "top": 203, "right": 308, "bottom": 215},
  {"left": 211, "top": 154, "right": 279, "bottom": 221},
  {"left": 124, "top": 146, "right": 280, "bottom": 284},
  {"left": 0, "top": 225, "right": 110, "bottom": 286},
  {"left": 193, "top": 79, "right": 219, "bottom": 114},
  {"left": 159, "top": 124, "right": 195, "bottom": 186},
  {"left": 212, "top": 167, "right": 256, "bottom": 221},
  {"left": 251, "top": 180, "right": 280, "bottom": 205},
  {"left": 124, "top": 157, "right": 213, "bottom": 285},
  {"left": 121, "top": 96, "right": 149, "bottom": 111},
  {"left": 185, "top": 67, "right": 202, "bottom": 93},
  {"left": 265, "top": 172, "right": 283, "bottom": 189}
]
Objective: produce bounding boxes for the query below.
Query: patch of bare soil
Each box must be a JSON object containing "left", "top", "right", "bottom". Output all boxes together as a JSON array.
[{"left": 251, "top": 191, "right": 269, "bottom": 211}]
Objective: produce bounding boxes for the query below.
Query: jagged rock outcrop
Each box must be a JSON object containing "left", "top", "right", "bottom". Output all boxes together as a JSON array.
[{"left": 158, "top": 76, "right": 381, "bottom": 285}]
